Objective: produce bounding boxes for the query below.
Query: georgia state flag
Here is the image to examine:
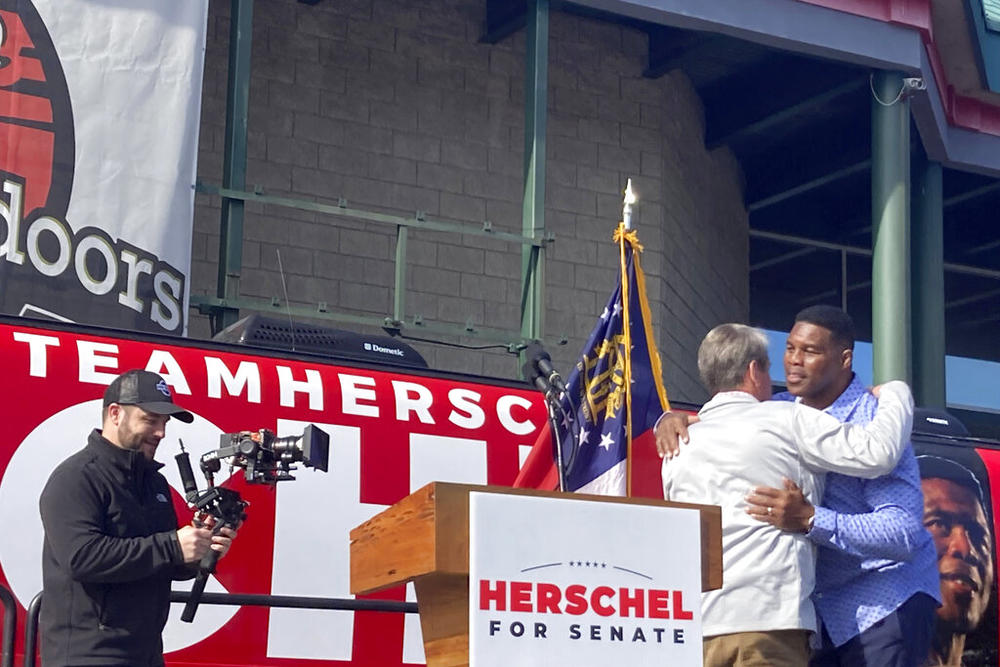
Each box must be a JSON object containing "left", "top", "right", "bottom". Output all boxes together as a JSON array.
[{"left": 514, "top": 225, "right": 670, "bottom": 496}]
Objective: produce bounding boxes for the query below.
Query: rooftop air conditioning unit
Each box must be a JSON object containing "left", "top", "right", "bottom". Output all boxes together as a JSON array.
[{"left": 213, "top": 314, "right": 428, "bottom": 369}]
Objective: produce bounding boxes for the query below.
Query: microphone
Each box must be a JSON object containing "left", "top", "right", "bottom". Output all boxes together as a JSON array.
[{"left": 523, "top": 343, "right": 567, "bottom": 396}]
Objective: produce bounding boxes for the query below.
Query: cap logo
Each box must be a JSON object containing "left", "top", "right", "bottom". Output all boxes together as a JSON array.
[{"left": 155, "top": 379, "right": 171, "bottom": 398}]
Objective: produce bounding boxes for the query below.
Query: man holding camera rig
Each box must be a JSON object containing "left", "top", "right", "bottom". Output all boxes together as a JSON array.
[{"left": 39, "top": 369, "right": 238, "bottom": 666}]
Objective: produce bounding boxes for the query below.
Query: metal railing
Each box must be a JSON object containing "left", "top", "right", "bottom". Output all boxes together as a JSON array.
[
  {"left": 17, "top": 589, "right": 416, "bottom": 667},
  {"left": 194, "top": 182, "right": 552, "bottom": 346},
  {"left": 0, "top": 583, "right": 15, "bottom": 667},
  {"left": 22, "top": 595, "right": 39, "bottom": 667},
  {"left": 168, "top": 590, "right": 416, "bottom": 614}
]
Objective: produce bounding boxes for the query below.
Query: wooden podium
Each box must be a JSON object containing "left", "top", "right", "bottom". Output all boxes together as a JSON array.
[{"left": 350, "top": 482, "right": 722, "bottom": 667}]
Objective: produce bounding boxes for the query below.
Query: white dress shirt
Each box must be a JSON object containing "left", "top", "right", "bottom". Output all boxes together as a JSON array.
[{"left": 661, "top": 380, "right": 913, "bottom": 638}]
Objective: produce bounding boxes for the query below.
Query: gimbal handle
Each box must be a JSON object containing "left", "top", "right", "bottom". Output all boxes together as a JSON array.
[{"left": 180, "top": 547, "right": 221, "bottom": 623}]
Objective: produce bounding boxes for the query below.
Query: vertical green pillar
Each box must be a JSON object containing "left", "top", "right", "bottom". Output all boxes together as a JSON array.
[
  {"left": 871, "top": 70, "right": 911, "bottom": 384},
  {"left": 214, "top": 0, "right": 255, "bottom": 333},
  {"left": 911, "top": 150, "right": 946, "bottom": 408},
  {"left": 393, "top": 225, "right": 408, "bottom": 325},
  {"left": 520, "top": 0, "right": 548, "bottom": 342}
]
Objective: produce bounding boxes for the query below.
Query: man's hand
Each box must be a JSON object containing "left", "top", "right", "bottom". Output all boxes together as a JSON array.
[
  {"left": 177, "top": 525, "right": 214, "bottom": 563},
  {"left": 655, "top": 412, "right": 695, "bottom": 459},
  {"left": 199, "top": 515, "right": 240, "bottom": 560},
  {"left": 177, "top": 521, "right": 239, "bottom": 563},
  {"left": 745, "top": 478, "right": 814, "bottom": 533},
  {"left": 211, "top": 525, "right": 238, "bottom": 559}
]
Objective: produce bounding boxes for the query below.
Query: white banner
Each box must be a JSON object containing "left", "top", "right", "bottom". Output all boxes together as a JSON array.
[
  {"left": 0, "top": 0, "right": 208, "bottom": 334},
  {"left": 469, "top": 492, "right": 703, "bottom": 666}
]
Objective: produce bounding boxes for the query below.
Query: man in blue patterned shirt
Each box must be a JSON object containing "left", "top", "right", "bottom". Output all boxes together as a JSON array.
[{"left": 744, "top": 305, "right": 940, "bottom": 665}]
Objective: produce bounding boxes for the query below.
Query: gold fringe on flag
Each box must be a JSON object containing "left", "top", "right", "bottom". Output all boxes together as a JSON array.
[{"left": 613, "top": 221, "right": 670, "bottom": 496}]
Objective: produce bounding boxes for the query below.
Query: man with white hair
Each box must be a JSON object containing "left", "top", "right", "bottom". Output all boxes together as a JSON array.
[{"left": 662, "top": 323, "right": 915, "bottom": 666}]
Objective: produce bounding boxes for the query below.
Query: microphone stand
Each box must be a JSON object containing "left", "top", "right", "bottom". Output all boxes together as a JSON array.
[
  {"left": 523, "top": 344, "right": 578, "bottom": 492},
  {"left": 544, "top": 384, "right": 581, "bottom": 493},
  {"left": 543, "top": 388, "right": 568, "bottom": 491}
]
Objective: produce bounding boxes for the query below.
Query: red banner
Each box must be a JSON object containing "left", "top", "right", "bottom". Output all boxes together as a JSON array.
[{"left": 0, "top": 319, "right": 546, "bottom": 665}]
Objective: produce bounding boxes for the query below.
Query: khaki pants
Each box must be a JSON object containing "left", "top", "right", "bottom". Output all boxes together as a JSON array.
[{"left": 703, "top": 629, "right": 811, "bottom": 667}]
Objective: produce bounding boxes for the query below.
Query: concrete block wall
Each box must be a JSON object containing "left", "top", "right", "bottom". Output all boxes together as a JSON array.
[{"left": 191, "top": 0, "right": 748, "bottom": 404}]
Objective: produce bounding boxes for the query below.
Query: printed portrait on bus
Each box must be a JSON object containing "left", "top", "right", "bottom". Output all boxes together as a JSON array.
[{"left": 918, "top": 453, "right": 998, "bottom": 667}]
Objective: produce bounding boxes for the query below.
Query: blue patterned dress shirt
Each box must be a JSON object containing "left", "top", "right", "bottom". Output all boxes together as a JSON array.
[{"left": 774, "top": 375, "right": 940, "bottom": 646}]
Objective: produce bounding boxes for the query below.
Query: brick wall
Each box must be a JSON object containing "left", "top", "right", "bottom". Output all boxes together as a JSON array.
[{"left": 192, "top": 0, "right": 748, "bottom": 404}]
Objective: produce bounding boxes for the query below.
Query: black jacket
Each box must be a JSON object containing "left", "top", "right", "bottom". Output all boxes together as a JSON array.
[{"left": 39, "top": 429, "right": 193, "bottom": 666}]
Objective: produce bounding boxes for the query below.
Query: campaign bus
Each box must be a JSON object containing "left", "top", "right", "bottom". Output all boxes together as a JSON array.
[{"left": 0, "top": 315, "right": 997, "bottom": 666}]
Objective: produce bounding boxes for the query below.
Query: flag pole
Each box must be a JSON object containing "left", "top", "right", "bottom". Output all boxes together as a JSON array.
[{"left": 620, "top": 179, "right": 636, "bottom": 495}]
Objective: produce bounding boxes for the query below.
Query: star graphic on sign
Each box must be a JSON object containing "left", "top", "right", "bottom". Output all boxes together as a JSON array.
[
  {"left": 600, "top": 306, "right": 610, "bottom": 320},
  {"left": 599, "top": 432, "right": 614, "bottom": 450},
  {"left": 579, "top": 428, "right": 590, "bottom": 444}
]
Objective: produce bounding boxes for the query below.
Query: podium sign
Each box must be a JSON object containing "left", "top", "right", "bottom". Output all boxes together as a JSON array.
[{"left": 469, "top": 492, "right": 703, "bottom": 666}]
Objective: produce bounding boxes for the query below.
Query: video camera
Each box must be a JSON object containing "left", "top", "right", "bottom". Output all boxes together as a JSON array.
[
  {"left": 175, "top": 424, "right": 329, "bottom": 622},
  {"left": 196, "top": 424, "right": 329, "bottom": 485}
]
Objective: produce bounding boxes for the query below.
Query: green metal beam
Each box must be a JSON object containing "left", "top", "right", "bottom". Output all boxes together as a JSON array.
[
  {"left": 214, "top": 0, "right": 255, "bottom": 334},
  {"left": 709, "top": 77, "right": 866, "bottom": 149},
  {"left": 796, "top": 280, "right": 871, "bottom": 307},
  {"left": 840, "top": 250, "right": 848, "bottom": 312},
  {"left": 748, "top": 228, "right": 1000, "bottom": 280},
  {"left": 643, "top": 30, "right": 726, "bottom": 79},
  {"left": 191, "top": 182, "right": 554, "bottom": 349},
  {"left": 195, "top": 183, "right": 547, "bottom": 347},
  {"left": 199, "top": 0, "right": 557, "bottom": 351},
  {"left": 911, "top": 153, "right": 945, "bottom": 408},
  {"left": 966, "top": 237, "right": 1000, "bottom": 255},
  {"left": 943, "top": 180, "right": 1000, "bottom": 208},
  {"left": 947, "top": 287, "right": 1000, "bottom": 309},
  {"left": 871, "top": 70, "right": 911, "bottom": 384},
  {"left": 196, "top": 184, "right": 546, "bottom": 247},
  {"left": 749, "top": 247, "right": 816, "bottom": 272},
  {"left": 190, "top": 294, "right": 526, "bottom": 348},
  {"left": 481, "top": 0, "right": 527, "bottom": 44},
  {"left": 392, "top": 225, "right": 408, "bottom": 328},
  {"left": 748, "top": 160, "right": 870, "bottom": 213},
  {"left": 751, "top": 154, "right": 1000, "bottom": 218},
  {"left": 521, "top": 0, "right": 548, "bottom": 342}
]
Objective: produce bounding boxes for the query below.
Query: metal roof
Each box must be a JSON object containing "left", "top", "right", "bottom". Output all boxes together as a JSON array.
[{"left": 484, "top": 0, "right": 1000, "bottom": 362}]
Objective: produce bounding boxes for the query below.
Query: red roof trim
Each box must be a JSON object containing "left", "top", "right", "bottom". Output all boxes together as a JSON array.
[{"left": 796, "top": 0, "right": 1000, "bottom": 137}]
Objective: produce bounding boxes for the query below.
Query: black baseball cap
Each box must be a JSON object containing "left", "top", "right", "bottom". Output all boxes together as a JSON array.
[{"left": 103, "top": 369, "right": 194, "bottom": 423}]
